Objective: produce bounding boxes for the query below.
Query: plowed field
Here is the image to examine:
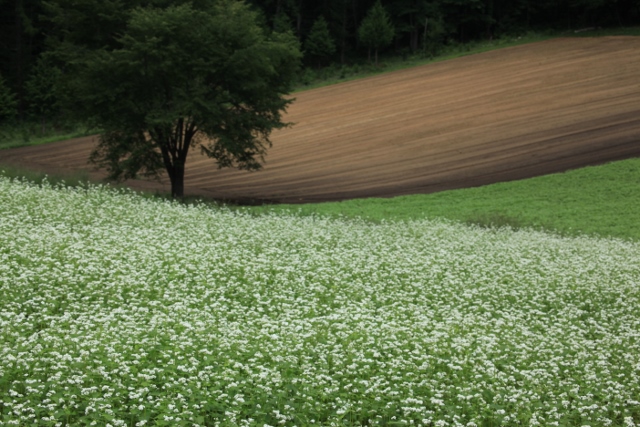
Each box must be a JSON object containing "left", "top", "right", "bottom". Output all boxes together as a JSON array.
[{"left": 2, "top": 36, "right": 640, "bottom": 203}]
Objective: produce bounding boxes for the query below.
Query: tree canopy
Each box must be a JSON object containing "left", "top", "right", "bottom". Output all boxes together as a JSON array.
[
  {"left": 0, "top": 74, "right": 17, "bottom": 122},
  {"left": 1, "top": 1, "right": 638, "bottom": 121},
  {"left": 304, "top": 16, "right": 337, "bottom": 67},
  {"left": 358, "top": 0, "right": 395, "bottom": 64},
  {"left": 56, "top": 1, "right": 301, "bottom": 198}
]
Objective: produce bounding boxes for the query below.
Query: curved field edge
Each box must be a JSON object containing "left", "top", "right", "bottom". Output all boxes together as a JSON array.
[
  {"left": 1, "top": 176, "right": 640, "bottom": 426},
  {"left": 247, "top": 157, "right": 640, "bottom": 241},
  {"left": 6, "top": 36, "right": 639, "bottom": 204},
  {"left": 294, "top": 27, "right": 640, "bottom": 91},
  {"left": 2, "top": 155, "right": 640, "bottom": 241}
]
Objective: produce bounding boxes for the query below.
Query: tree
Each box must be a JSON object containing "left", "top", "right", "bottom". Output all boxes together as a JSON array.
[
  {"left": 326, "top": 0, "right": 351, "bottom": 64},
  {"left": 387, "top": 0, "right": 445, "bottom": 53},
  {"left": 358, "top": 0, "right": 394, "bottom": 65},
  {"left": 58, "top": 1, "right": 301, "bottom": 198},
  {"left": 25, "top": 57, "right": 61, "bottom": 134},
  {"left": 440, "top": 0, "right": 488, "bottom": 41},
  {"left": 0, "top": 74, "right": 17, "bottom": 123},
  {"left": 304, "top": 15, "right": 336, "bottom": 66},
  {"left": 0, "top": 0, "right": 48, "bottom": 120}
]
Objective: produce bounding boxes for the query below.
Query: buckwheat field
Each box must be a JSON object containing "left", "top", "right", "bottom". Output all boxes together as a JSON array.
[{"left": 1, "top": 176, "right": 639, "bottom": 427}]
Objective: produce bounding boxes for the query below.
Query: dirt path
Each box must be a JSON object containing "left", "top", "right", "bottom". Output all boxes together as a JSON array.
[{"left": 2, "top": 37, "right": 639, "bottom": 204}]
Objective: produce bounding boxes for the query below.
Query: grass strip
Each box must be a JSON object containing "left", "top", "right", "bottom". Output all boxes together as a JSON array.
[
  {"left": 294, "top": 27, "right": 640, "bottom": 91},
  {"left": 248, "top": 158, "right": 640, "bottom": 241}
]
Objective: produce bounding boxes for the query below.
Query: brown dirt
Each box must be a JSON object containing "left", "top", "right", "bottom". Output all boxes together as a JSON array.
[{"left": 2, "top": 37, "right": 640, "bottom": 204}]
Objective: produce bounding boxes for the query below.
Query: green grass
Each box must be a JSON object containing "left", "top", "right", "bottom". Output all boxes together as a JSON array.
[
  {"left": 294, "top": 32, "right": 556, "bottom": 91},
  {"left": 247, "top": 158, "right": 640, "bottom": 241},
  {"left": 0, "top": 125, "right": 88, "bottom": 150},
  {"left": 0, "top": 163, "right": 93, "bottom": 188},
  {"left": 570, "top": 25, "right": 640, "bottom": 37},
  {"left": 294, "top": 26, "right": 640, "bottom": 91}
]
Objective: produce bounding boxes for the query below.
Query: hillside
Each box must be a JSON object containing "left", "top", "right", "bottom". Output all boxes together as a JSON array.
[
  {"left": 2, "top": 36, "right": 640, "bottom": 203},
  {"left": 2, "top": 176, "right": 640, "bottom": 426}
]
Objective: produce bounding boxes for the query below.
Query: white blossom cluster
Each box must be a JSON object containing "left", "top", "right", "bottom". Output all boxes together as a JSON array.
[{"left": 1, "top": 176, "right": 639, "bottom": 427}]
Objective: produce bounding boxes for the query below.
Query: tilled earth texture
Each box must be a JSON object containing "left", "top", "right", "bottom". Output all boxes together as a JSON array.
[{"left": 2, "top": 37, "right": 640, "bottom": 203}]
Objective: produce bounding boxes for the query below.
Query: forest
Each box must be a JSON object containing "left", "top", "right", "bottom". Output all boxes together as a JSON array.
[{"left": 1, "top": 0, "right": 639, "bottom": 132}]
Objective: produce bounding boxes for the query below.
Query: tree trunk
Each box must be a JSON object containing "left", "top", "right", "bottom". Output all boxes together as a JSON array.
[
  {"left": 486, "top": 0, "right": 494, "bottom": 40},
  {"left": 169, "top": 165, "right": 185, "bottom": 199},
  {"left": 423, "top": 16, "right": 428, "bottom": 55},
  {"left": 409, "top": 13, "right": 418, "bottom": 52},
  {"left": 296, "top": 0, "right": 303, "bottom": 36},
  {"left": 614, "top": 3, "right": 622, "bottom": 26},
  {"left": 410, "top": 29, "right": 418, "bottom": 52},
  {"left": 163, "top": 147, "right": 187, "bottom": 199},
  {"left": 340, "top": 6, "right": 347, "bottom": 64},
  {"left": 158, "top": 119, "right": 194, "bottom": 199},
  {"left": 14, "top": 0, "right": 25, "bottom": 119}
]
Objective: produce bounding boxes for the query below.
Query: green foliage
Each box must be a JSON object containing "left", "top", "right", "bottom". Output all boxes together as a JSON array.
[
  {"left": 293, "top": 26, "right": 638, "bottom": 91},
  {"left": 292, "top": 31, "right": 560, "bottom": 89},
  {"left": 570, "top": 26, "right": 640, "bottom": 37},
  {"left": 463, "top": 211, "right": 526, "bottom": 231},
  {"left": 56, "top": 1, "right": 301, "bottom": 198},
  {"left": 273, "top": 12, "right": 296, "bottom": 34},
  {"left": 423, "top": 13, "right": 447, "bottom": 56},
  {"left": 0, "top": 163, "right": 90, "bottom": 188},
  {"left": 0, "top": 74, "right": 17, "bottom": 123},
  {"left": 248, "top": 158, "right": 640, "bottom": 241},
  {"left": 387, "top": 0, "right": 445, "bottom": 54},
  {"left": 0, "top": 125, "right": 86, "bottom": 150},
  {"left": 41, "top": 0, "right": 132, "bottom": 50},
  {"left": 2, "top": 0, "right": 638, "bottom": 131},
  {"left": 25, "top": 57, "right": 62, "bottom": 134},
  {"left": 304, "top": 15, "right": 336, "bottom": 66},
  {"left": 358, "top": 0, "right": 395, "bottom": 64}
]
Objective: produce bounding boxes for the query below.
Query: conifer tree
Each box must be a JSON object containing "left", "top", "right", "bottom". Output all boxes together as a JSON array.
[
  {"left": 25, "top": 58, "right": 61, "bottom": 134},
  {"left": 304, "top": 16, "right": 336, "bottom": 67},
  {"left": 0, "top": 74, "right": 17, "bottom": 123},
  {"left": 358, "top": 0, "right": 394, "bottom": 65}
]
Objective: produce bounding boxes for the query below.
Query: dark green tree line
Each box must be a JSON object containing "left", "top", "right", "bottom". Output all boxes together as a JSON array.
[
  {"left": 1, "top": 0, "right": 638, "bottom": 130},
  {"left": 0, "top": 0, "right": 640, "bottom": 154},
  {"left": 358, "top": 0, "right": 395, "bottom": 64}
]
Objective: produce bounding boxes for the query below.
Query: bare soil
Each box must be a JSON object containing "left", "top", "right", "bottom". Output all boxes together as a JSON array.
[{"left": 2, "top": 37, "right": 640, "bottom": 204}]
